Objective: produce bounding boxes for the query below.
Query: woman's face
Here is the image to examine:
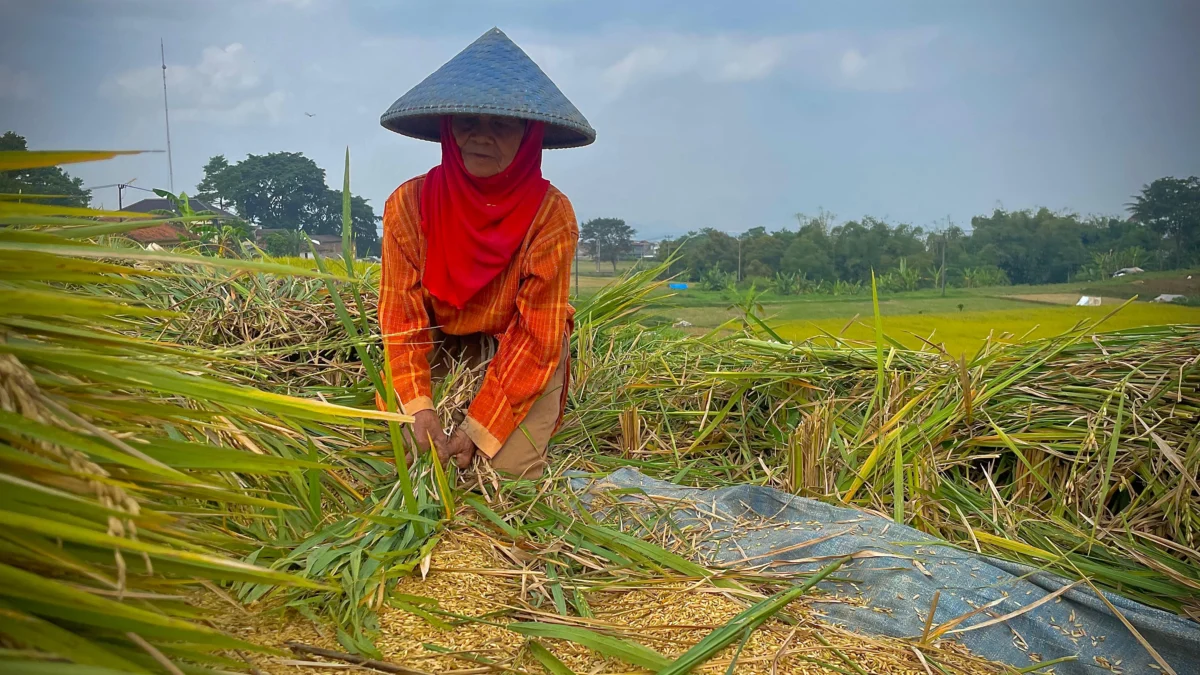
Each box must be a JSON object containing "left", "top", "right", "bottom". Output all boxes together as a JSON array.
[{"left": 450, "top": 115, "right": 527, "bottom": 178}]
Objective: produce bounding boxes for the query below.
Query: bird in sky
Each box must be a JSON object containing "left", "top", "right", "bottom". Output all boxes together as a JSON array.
[{"left": 304, "top": 112, "right": 316, "bottom": 118}]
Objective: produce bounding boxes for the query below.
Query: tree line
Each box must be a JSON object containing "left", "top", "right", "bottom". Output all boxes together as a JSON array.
[
  {"left": 1, "top": 132, "right": 383, "bottom": 257},
  {"left": 650, "top": 177, "right": 1199, "bottom": 293},
  {"left": 0, "top": 132, "right": 91, "bottom": 206},
  {"left": 196, "top": 153, "right": 381, "bottom": 256},
  {"left": 3, "top": 129, "right": 1196, "bottom": 278}
]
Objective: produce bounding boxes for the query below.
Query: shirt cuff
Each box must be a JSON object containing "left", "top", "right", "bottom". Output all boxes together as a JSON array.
[
  {"left": 401, "top": 396, "right": 435, "bottom": 416},
  {"left": 374, "top": 392, "right": 434, "bottom": 416},
  {"left": 461, "top": 415, "right": 503, "bottom": 459}
]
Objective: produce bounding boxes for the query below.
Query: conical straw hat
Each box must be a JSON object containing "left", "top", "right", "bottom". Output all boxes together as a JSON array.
[{"left": 380, "top": 28, "right": 595, "bottom": 149}]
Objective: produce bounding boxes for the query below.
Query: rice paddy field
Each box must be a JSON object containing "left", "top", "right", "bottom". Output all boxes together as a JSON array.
[
  {"left": 294, "top": 260, "right": 1200, "bottom": 359},
  {"left": 777, "top": 303, "right": 1200, "bottom": 357},
  {"left": 596, "top": 266, "right": 1200, "bottom": 357},
  {"left": 3, "top": 151, "right": 1199, "bottom": 675}
]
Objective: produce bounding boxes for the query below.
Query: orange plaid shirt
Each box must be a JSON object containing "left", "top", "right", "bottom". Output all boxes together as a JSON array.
[{"left": 377, "top": 175, "right": 578, "bottom": 457}]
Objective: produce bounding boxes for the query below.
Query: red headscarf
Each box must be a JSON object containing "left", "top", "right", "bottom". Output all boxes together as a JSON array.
[{"left": 420, "top": 117, "right": 550, "bottom": 309}]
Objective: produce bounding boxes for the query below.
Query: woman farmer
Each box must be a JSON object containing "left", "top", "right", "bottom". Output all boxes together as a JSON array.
[{"left": 376, "top": 28, "right": 595, "bottom": 480}]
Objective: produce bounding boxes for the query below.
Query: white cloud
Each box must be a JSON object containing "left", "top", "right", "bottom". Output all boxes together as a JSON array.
[
  {"left": 521, "top": 42, "right": 577, "bottom": 79},
  {"left": 0, "top": 65, "right": 37, "bottom": 101},
  {"left": 594, "top": 28, "right": 941, "bottom": 98},
  {"left": 712, "top": 36, "right": 787, "bottom": 82},
  {"left": 603, "top": 45, "right": 674, "bottom": 94},
  {"left": 174, "top": 89, "right": 289, "bottom": 126},
  {"left": 822, "top": 27, "right": 941, "bottom": 92},
  {"left": 599, "top": 35, "right": 789, "bottom": 97},
  {"left": 110, "top": 43, "right": 288, "bottom": 126},
  {"left": 840, "top": 49, "right": 867, "bottom": 78}
]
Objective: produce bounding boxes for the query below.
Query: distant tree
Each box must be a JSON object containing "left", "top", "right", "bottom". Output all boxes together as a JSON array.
[
  {"left": 925, "top": 224, "right": 975, "bottom": 282},
  {"left": 772, "top": 271, "right": 800, "bottom": 295},
  {"left": 649, "top": 183, "right": 1191, "bottom": 288},
  {"left": 0, "top": 131, "right": 91, "bottom": 206},
  {"left": 215, "top": 152, "right": 329, "bottom": 231},
  {"left": 264, "top": 231, "right": 308, "bottom": 257},
  {"left": 1078, "top": 216, "right": 1158, "bottom": 257},
  {"left": 740, "top": 226, "right": 785, "bottom": 276},
  {"left": 969, "top": 208, "right": 1088, "bottom": 285},
  {"left": 895, "top": 258, "right": 920, "bottom": 292},
  {"left": 701, "top": 267, "right": 735, "bottom": 291},
  {"left": 580, "top": 217, "right": 635, "bottom": 272},
  {"left": 743, "top": 259, "right": 774, "bottom": 280},
  {"left": 1128, "top": 176, "right": 1200, "bottom": 267},
  {"left": 150, "top": 187, "right": 252, "bottom": 257},
  {"left": 782, "top": 217, "right": 836, "bottom": 281},
  {"left": 674, "top": 228, "right": 739, "bottom": 280},
  {"left": 195, "top": 151, "right": 380, "bottom": 256},
  {"left": 959, "top": 266, "right": 1009, "bottom": 288},
  {"left": 311, "top": 189, "right": 381, "bottom": 256},
  {"left": 195, "top": 155, "right": 233, "bottom": 209}
]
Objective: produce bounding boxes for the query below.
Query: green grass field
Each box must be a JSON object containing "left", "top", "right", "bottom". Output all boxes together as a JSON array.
[
  {"left": 269, "top": 255, "right": 381, "bottom": 279},
  {"left": 660, "top": 293, "right": 1039, "bottom": 326},
  {"left": 776, "top": 303, "right": 1200, "bottom": 356},
  {"left": 276, "top": 255, "right": 1197, "bottom": 357},
  {"left": 634, "top": 267, "right": 1200, "bottom": 356}
]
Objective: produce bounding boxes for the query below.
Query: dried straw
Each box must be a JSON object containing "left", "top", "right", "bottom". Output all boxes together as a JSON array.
[{"left": 204, "top": 526, "right": 1010, "bottom": 674}]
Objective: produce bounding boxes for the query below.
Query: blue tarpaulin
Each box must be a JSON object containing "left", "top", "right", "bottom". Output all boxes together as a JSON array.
[
  {"left": 572, "top": 468, "right": 1200, "bottom": 675},
  {"left": 667, "top": 282, "right": 689, "bottom": 290}
]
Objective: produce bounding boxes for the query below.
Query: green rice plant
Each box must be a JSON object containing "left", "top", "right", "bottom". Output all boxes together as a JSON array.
[
  {"left": 226, "top": 160, "right": 445, "bottom": 655},
  {"left": 551, "top": 305, "right": 1200, "bottom": 617},
  {"left": 0, "top": 146, "right": 1051, "bottom": 675},
  {"left": 657, "top": 556, "right": 850, "bottom": 674},
  {"left": 528, "top": 641, "right": 578, "bottom": 675},
  {"left": 0, "top": 149, "right": 413, "bottom": 672},
  {"left": 510, "top": 623, "right": 670, "bottom": 669},
  {"left": 29, "top": 140, "right": 1196, "bottom": 655},
  {"left": 237, "top": 467, "right": 444, "bottom": 656}
]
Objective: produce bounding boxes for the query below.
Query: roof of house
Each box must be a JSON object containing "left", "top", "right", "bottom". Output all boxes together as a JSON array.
[
  {"left": 123, "top": 197, "right": 236, "bottom": 219},
  {"left": 124, "top": 222, "right": 193, "bottom": 244},
  {"left": 254, "top": 228, "right": 291, "bottom": 241},
  {"left": 254, "top": 230, "right": 340, "bottom": 245}
]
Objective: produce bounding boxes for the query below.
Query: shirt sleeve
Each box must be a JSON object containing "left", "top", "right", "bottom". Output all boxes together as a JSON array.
[
  {"left": 461, "top": 196, "right": 577, "bottom": 457},
  {"left": 376, "top": 183, "right": 435, "bottom": 415}
]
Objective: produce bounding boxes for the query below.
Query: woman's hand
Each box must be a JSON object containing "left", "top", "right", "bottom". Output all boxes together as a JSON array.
[
  {"left": 442, "top": 429, "right": 477, "bottom": 469},
  {"left": 411, "top": 410, "right": 449, "bottom": 457}
]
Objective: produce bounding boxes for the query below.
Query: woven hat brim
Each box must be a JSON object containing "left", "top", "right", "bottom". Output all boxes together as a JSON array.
[
  {"left": 379, "top": 27, "right": 595, "bottom": 150},
  {"left": 381, "top": 109, "right": 594, "bottom": 150}
]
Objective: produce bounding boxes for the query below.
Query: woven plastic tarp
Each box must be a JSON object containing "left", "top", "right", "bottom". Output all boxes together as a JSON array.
[{"left": 571, "top": 468, "right": 1200, "bottom": 675}]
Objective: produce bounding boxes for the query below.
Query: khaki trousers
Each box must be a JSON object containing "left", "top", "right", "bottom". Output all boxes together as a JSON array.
[{"left": 428, "top": 331, "right": 568, "bottom": 480}]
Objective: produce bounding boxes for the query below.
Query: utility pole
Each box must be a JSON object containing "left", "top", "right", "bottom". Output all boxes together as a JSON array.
[
  {"left": 160, "top": 39, "right": 175, "bottom": 192},
  {"left": 940, "top": 234, "right": 947, "bottom": 297},
  {"left": 737, "top": 235, "right": 742, "bottom": 282},
  {"left": 574, "top": 241, "right": 579, "bottom": 297}
]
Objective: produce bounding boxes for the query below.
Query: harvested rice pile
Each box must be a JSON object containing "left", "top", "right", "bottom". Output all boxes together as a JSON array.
[
  {"left": 210, "top": 527, "right": 1009, "bottom": 674},
  {"left": 23, "top": 152, "right": 1194, "bottom": 675}
]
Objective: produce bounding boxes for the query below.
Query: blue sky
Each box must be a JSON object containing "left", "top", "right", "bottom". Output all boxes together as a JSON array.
[{"left": 2, "top": 0, "right": 1197, "bottom": 239}]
